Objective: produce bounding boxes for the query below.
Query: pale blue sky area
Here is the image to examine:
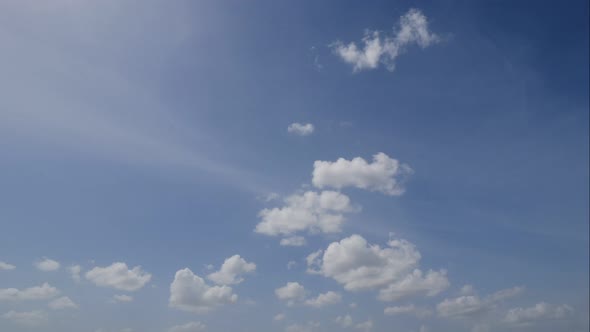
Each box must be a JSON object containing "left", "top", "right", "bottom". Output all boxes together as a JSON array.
[{"left": 0, "top": 1, "right": 588, "bottom": 332}]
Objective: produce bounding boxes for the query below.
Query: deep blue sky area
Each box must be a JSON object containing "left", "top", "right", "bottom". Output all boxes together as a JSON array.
[{"left": 0, "top": 1, "right": 588, "bottom": 332}]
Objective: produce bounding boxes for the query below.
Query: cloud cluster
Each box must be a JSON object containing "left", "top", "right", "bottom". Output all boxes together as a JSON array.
[
  {"left": 288, "top": 123, "right": 315, "bottom": 136},
  {"left": 0, "top": 283, "right": 59, "bottom": 301},
  {"left": 207, "top": 255, "right": 256, "bottom": 285},
  {"left": 169, "top": 268, "right": 237, "bottom": 313},
  {"left": 0, "top": 261, "right": 15, "bottom": 270},
  {"left": 34, "top": 258, "right": 60, "bottom": 272},
  {"left": 275, "top": 282, "right": 341, "bottom": 308},
  {"left": 2, "top": 310, "right": 48, "bottom": 327},
  {"left": 312, "top": 153, "right": 412, "bottom": 195},
  {"left": 85, "top": 262, "right": 151, "bottom": 291},
  {"left": 48, "top": 296, "right": 78, "bottom": 310},
  {"left": 332, "top": 8, "right": 439, "bottom": 72},
  {"left": 504, "top": 302, "right": 573, "bottom": 326},
  {"left": 436, "top": 286, "right": 524, "bottom": 319},
  {"left": 384, "top": 304, "right": 432, "bottom": 318}
]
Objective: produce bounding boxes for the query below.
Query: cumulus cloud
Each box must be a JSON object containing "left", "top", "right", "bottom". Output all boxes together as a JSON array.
[
  {"left": 335, "top": 314, "right": 353, "bottom": 328},
  {"left": 275, "top": 282, "right": 306, "bottom": 306},
  {"left": 255, "top": 190, "right": 356, "bottom": 237},
  {"left": 332, "top": 8, "right": 439, "bottom": 72},
  {"left": 312, "top": 153, "right": 412, "bottom": 195},
  {"left": 377, "top": 269, "right": 449, "bottom": 301},
  {"left": 34, "top": 258, "right": 60, "bottom": 271},
  {"left": 2, "top": 310, "right": 48, "bottom": 327},
  {"left": 306, "top": 234, "right": 421, "bottom": 291},
  {"left": 304, "top": 291, "right": 342, "bottom": 308},
  {"left": 68, "top": 265, "right": 82, "bottom": 282},
  {"left": 384, "top": 304, "right": 432, "bottom": 318},
  {"left": 437, "top": 286, "right": 524, "bottom": 319},
  {"left": 113, "top": 294, "right": 133, "bottom": 303},
  {"left": 169, "top": 268, "right": 237, "bottom": 313},
  {"left": 504, "top": 302, "right": 573, "bottom": 326},
  {"left": 0, "top": 261, "right": 15, "bottom": 270},
  {"left": 288, "top": 123, "right": 314, "bottom": 136},
  {"left": 85, "top": 262, "right": 151, "bottom": 291},
  {"left": 280, "top": 236, "right": 307, "bottom": 247},
  {"left": 167, "top": 321, "right": 207, "bottom": 332},
  {"left": 355, "top": 319, "right": 373, "bottom": 331},
  {"left": 0, "top": 283, "right": 59, "bottom": 301},
  {"left": 207, "top": 255, "right": 256, "bottom": 285},
  {"left": 48, "top": 296, "right": 78, "bottom": 310}
]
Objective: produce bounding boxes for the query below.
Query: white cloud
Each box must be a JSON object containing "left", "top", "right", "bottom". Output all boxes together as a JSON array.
[
  {"left": 113, "top": 294, "right": 133, "bottom": 303},
  {"left": 0, "top": 261, "right": 15, "bottom": 270},
  {"left": 332, "top": 8, "right": 439, "bottom": 72},
  {"left": 287, "top": 261, "right": 297, "bottom": 270},
  {"left": 255, "top": 190, "right": 356, "bottom": 237},
  {"left": 48, "top": 296, "right": 78, "bottom": 310},
  {"left": 384, "top": 304, "right": 432, "bottom": 318},
  {"left": 274, "top": 313, "right": 286, "bottom": 321},
  {"left": 304, "top": 291, "right": 342, "bottom": 308},
  {"left": 504, "top": 302, "right": 573, "bottom": 326},
  {"left": 285, "top": 322, "right": 320, "bottom": 332},
  {"left": 207, "top": 255, "right": 256, "bottom": 285},
  {"left": 280, "top": 236, "right": 307, "bottom": 247},
  {"left": 69, "top": 265, "right": 82, "bottom": 282},
  {"left": 167, "top": 321, "right": 207, "bottom": 332},
  {"left": 377, "top": 269, "right": 449, "bottom": 301},
  {"left": 275, "top": 282, "right": 306, "bottom": 306},
  {"left": 85, "top": 262, "right": 151, "bottom": 291},
  {"left": 2, "top": 310, "right": 48, "bottom": 327},
  {"left": 312, "top": 153, "right": 412, "bottom": 195},
  {"left": 459, "top": 284, "right": 475, "bottom": 295},
  {"left": 306, "top": 234, "right": 421, "bottom": 291},
  {"left": 0, "top": 283, "right": 59, "bottom": 301},
  {"left": 355, "top": 319, "right": 373, "bottom": 331},
  {"left": 335, "top": 314, "right": 353, "bottom": 328},
  {"left": 288, "top": 123, "right": 314, "bottom": 136},
  {"left": 437, "top": 286, "right": 524, "bottom": 319},
  {"left": 34, "top": 258, "right": 60, "bottom": 271},
  {"left": 169, "top": 268, "right": 237, "bottom": 313}
]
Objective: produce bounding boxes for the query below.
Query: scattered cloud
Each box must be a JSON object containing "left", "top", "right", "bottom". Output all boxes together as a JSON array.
[
  {"left": 85, "top": 262, "right": 151, "bottom": 291},
  {"left": 287, "top": 261, "right": 297, "bottom": 270},
  {"left": 207, "top": 255, "right": 256, "bottom": 285},
  {"left": 312, "top": 153, "right": 412, "bottom": 195},
  {"left": 437, "top": 286, "right": 524, "bottom": 319},
  {"left": 48, "top": 296, "right": 78, "bottom": 310},
  {"left": 69, "top": 265, "right": 82, "bottom": 282},
  {"left": 335, "top": 314, "right": 354, "bottom": 328},
  {"left": 377, "top": 269, "right": 449, "bottom": 301},
  {"left": 2, "top": 310, "right": 48, "bottom": 327},
  {"left": 34, "top": 258, "right": 60, "bottom": 271},
  {"left": 255, "top": 190, "right": 357, "bottom": 237},
  {"left": 288, "top": 123, "right": 314, "bottom": 136},
  {"left": 0, "top": 261, "right": 15, "bottom": 270},
  {"left": 504, "top": 302, "right": 573, "bottom": 326},
  {"left": 275, "top": 282, "right": 306, "bottom": 306},
  {"left": 167, "top": 321, "right": 207, "bottom": 332},
  {"left": 355, "top": 319, "right": 373, "bottom": 331},
  {"left": 274, "top": 313, "right": 286, "bottom": 321},
  {"left": 331, "top": 8, "right": 439, "bottom": 72},
  {"left": 0, "top": 283, "right": 59, "bottom": 301},
  {"left": 304, "top": 291, "right": 342, "bottom": 308},
  {"left": 169, "top": 268, "right": 237, "bottom": 313},
  {"left": 113, "top": 294, "right": 134, "bottom": 303},
  {"left": 280, "top": 236, "right": 307, "bottom": 247},
  {"left": 384, "top": 304, "right": 432, "bottom": 318}
]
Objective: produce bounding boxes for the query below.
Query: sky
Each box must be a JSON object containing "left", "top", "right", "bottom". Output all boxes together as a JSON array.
[{"left": 0, "top": 1, "right": 588, "bottom": 332}]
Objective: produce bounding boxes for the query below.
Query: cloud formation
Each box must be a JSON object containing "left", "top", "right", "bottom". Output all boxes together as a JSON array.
[
  {"left": 437, "top": 286, "right": 524, "bottom": 319},
  {"left": 332, "top": 8, "right": 439, "bottom": 72},
  {"left": 34, "top": 258, "right": 60, "bottom": 271},
  {"left": 207, "top": 255, "right": 256, "bottom": 285},
  {"left": 2, "top": 310, "right": 48, "bottom": 327},
  {"left": 0, "top": 283, "right": 59, "bottom": 301},
  {"left": 0, "top": 261, "right": 15, "bottom": 270},
  {"left": 288, "top": 123, "right": 314, "bottom": 136},
  {"left": 312, "top": 153, "right": 412, "bottom": 195},
  {"left": 85, "top": 262, "right": 151, "bottom": 291},
  {"left": 384, "top": 304, "right": 432, "bottom": 318},
  {"left": 170, "top": 268, "right": 237, "bottom": 313},
  {"left": 275, "top": 282, "right": 306, "bottom": 306},
  {"left": 304, "top": 291, "right": 342, "bottom": 308},
  {"left": 167, "top": 321, "right": 207, "bottom": 332},
  {"left": 48, "top": 296, "right": 78, "bottom": 310},
  {"left": 377, "top": 269, "right": 449, "bottom": 301},
  {"left": 504, "top": 302, "right": 573, "bottom": 326}
]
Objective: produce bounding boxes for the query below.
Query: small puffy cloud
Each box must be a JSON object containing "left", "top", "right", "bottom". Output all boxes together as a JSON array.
[
  {"left": 384, "top": 304, "right": 432, "bottom": 318},
  {"left": 274, "top": 313, "right": 286, "bottom": 321},
  {"left": 69, "top": 265, "right": 82, "bottom": 282},
  {"left": 332, "top": 9, "right": 439, "bottom": 72},
  {"left": 34, "top": 258, "right": 60, "bottom": 271},
  {"left": 85, "top": 262, "right": 151, "bottom": 291},
  {"left": 335, "top": 314, "right": 353, "bottom": 327},
  {"left": 2, "top": 310, "right": 48, "bottom": 327},
  {"left": 304, "top": 291, "right": 342, "bottom": 308},
  {"left": 280, "top": 236, "right": 307, "bottom": 247},
  {"left": 275, "top": 282, "right": 306, "bottom": 305},
  {"left": 437, "top": 286, "right": 524, "bottom": 319},
  {"left": 48, "top": 296, "right": 78, "bottom": 310},
  {"left": 167, "top": 321, "right": 207, "bottom": 332},
  {"left": 0, "top": 261, "right": 15, "bottom": 270},
  {"left": 306, "top": 234, "right": 421, "bottom": 291},
  {"left": 312, "top": 153, "right": 412, "bottom": 195},
  {"left": 504, "top": 302, "right": 573, "bottom": 326},
  {"left": 377, "top": 269, "right": 449, "bottom": 301},
  {"left": 288, "top": 123, "right": 314, "bottom": 136},
  {"left": 207, "top": 255, "right": 256, "bottom": 285},
  {"left": 0, "top": 283, "right": 59, "bottom": 301},
  {"left": 355, "top": 319, "right": 373, "bottom": 331},
  {"left": 113, "top": 294, "right": 133, "bottom": 303},
  {"left": 255, "top": 191, "right": 356, "bottom": 237},
  {"left": 169, "top": 268, "right": 237, "bottom": 313}
]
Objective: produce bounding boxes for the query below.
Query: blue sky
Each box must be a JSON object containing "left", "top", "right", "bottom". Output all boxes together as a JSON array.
[{"left": 0, "top": 1, "right": 588, "bottom": 332}]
